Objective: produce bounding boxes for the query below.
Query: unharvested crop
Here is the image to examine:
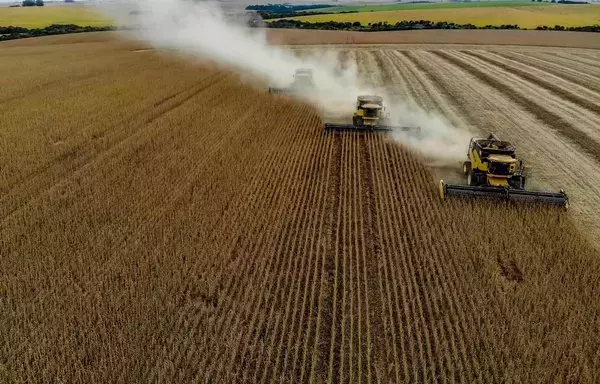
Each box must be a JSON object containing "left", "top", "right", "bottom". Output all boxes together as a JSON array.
[
  {"left": 0, "top": 33, "right": 599, "bottom": 383},
  {"left": 283, "top": 4, "right": 600, "bottom": 29}
]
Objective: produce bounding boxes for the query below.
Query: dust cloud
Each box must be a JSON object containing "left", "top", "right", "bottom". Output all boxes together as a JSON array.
[{"left": 95, "top": 0, "right": 472, "bottom": 163}]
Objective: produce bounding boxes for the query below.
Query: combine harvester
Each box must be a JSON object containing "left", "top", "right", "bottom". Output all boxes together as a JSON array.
[
  {"left": 439, "top": 133, "right": 569, "bottom": 208},
  {"left": 324, "top": 95, "right": 420, "bottom": 133},
  {"left": 269, "top": 68, "right": 314, "bottom": 95}
]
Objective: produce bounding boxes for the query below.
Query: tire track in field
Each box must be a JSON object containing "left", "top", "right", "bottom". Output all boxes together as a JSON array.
[
  {"left": 326, "top": 133, "right": 345, "bottom": 383},
  {"left": 465, "top": 50, "right": 600, "bottom": 115},
  {"left": 492, "top": 51, "right": 600, "bottom": 93},
  {"left": 409, "top": 49, "right": 600, "bottom": 253},
  {"left": 349, "top": 132, "right": 360, "bottom": 384},
  {"left": 454, "top": 49, "right": 600, "bottom": 146},
  {"left": 0, "top": 65, "right": 217, "bottom": 193},
  {"left": 352, "top": 133, "right": 371, "bottom": 383},
  {"left": 338, "top": 133, "right": 351, "bottom": 383},
  {"left": 527, "top": 51, "right": 600, "bottom": 76},
  {"left": 572, "top": 50, "right": 600, "bottom": 60},
  {"left": 310, "top": 129, "right": 342, "bottom": 383},
  {"left": 432, "top": 50, "right": 600, "bottom": 164},
  {"left": 0, "top": 71, "right": 224, "bottom": 223},
  {"left": 358, "top": 134, "right": 389, "bottom": 383},
  {"left": 387, "top": 50, "right": 473, "bottom": 131},
  {"left": 552, "top": 51, "right": 600, "bottom": 72}
]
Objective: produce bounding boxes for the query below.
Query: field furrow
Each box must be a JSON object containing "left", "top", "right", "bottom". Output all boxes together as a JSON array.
[
  {"left": 436, "top": 50, "right": 600, "bottom": 159},
  {"left": 493, "top": 50, "right": 600, "bottom": 93},
  {"left": 466, "top": 50, "right": 600, "bottom": 114},
  {"left": 453, "top": 50, "right": 600, "bottom": 143},
  {"left": 552, "top": 51, "right": 600, "bottom": 71},
  {"left": 527, "top": 51, "right": 600, "bottom": 76}
]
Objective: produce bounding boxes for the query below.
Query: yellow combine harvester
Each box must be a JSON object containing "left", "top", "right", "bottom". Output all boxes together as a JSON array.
[
  {"left": 268, "top": 68, "right": 314, "bottom": 95},
  {"left": 439, "top": 133, "right": 569, "bottom": 207},
  {"left": 324, "top": 95, "right": 420, "bottom": 133}
]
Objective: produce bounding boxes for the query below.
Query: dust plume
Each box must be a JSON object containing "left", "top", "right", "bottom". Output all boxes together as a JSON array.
[{"left": 94, "top": 0, "right": 472, "bottom": 163}]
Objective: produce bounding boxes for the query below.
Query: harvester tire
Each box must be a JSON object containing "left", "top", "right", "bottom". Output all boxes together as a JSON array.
[
  {"left": 463, "top": 161, "right": 471, "bottom": 175},
  {"left": 509, "top": 175, "right": 526, "bottom": 189}
]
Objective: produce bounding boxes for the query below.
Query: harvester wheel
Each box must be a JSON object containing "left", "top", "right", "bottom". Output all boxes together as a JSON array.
[
  {"left": 439, "top": 180, "right": 446, "bottom": 200},
  {"left": 463, "top": 161, "right": 471, "bottom": 175},
  {"left": 467, "top": 172, "right": 473, "bottom": 186},
  {"left": 509, "top": 175, "right": 526, "bottom": 189}
]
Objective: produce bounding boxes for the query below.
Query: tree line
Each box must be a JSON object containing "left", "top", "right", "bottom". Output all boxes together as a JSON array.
[
  {"left": 265, "top": 19, "right": 600, "bottom": 33},
  {"left": 245, "top": 4, "right": 333, "bottom": 12},
  {"left": 253, "top": 10, "right": 358, "bottom": 20},
  {"left": 21, "top": 0, "right": 44, "bottom": 6},
  {"left": 0, "top": 24, "right": 115, "bottom": 42}
]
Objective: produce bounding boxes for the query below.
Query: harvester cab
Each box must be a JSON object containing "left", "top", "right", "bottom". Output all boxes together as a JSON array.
[
  {"left": 352, "top": 95, "right": 390, "bottom": 128},
  {"left": 439, "top": 133, "right": 569, "bottom": 208},
  {"left": 292, "top": 68, "right": 314, "bottom": 87},
  {"left": 268, "top": 68, "right": 314, "bottom": 95},
  {"left": 324, "top": 95, "right": 420, "bottom": 134}
]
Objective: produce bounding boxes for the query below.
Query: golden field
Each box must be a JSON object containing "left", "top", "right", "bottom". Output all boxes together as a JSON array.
[
  {"left": 282, "top": 4, "right": 600, "bottom": 28},
  {"left": 0, "top": 5, "right": 110, "bottom": 28}
]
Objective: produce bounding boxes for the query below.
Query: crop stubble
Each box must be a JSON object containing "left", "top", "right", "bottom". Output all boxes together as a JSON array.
[{"left": 1, "top": 35, "right": 599, "bottom": 383}]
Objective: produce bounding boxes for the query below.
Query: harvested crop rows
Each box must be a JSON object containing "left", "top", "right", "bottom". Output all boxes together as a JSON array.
[
  {"left": 1, "top": 35, "right": 600, "bottom": 383},
  {"left": 327, "top": 45, "right": 600, "bottom": 246}
]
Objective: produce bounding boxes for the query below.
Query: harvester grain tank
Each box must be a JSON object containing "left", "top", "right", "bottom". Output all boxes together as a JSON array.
[
  {"left": 324, "top": 95, "right": 420, "bottom": 133},
  {"left": 269, "top": 68, "right": 314, "bottom": 95},
  {"left": 439, "top": 133, "right": 569, "bottom": 207}
]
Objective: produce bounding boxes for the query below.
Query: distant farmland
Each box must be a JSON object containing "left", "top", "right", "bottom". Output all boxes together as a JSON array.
[
  {"left": 279, "top": 4, "right": 600, "bottom": 29},
  {"left": 309, "top": 1, "right": 549, "bottom": 13},
  {"left": 0, "top": 5, "right": 110, "bottom": 28},
  {"left": 1, "top": 32, "right": 599, "bottom": 382}
]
